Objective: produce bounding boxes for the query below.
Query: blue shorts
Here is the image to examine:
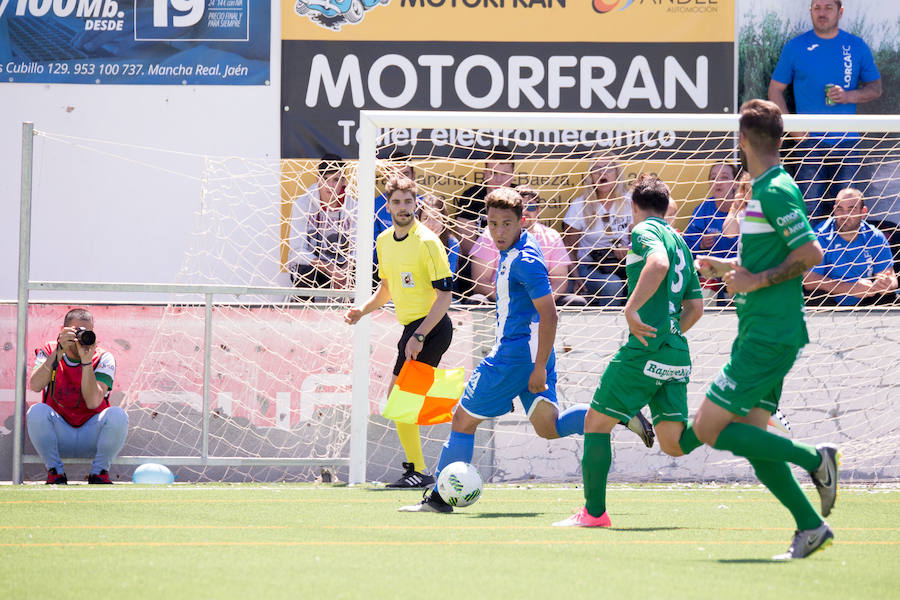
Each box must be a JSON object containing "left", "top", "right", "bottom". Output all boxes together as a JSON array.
[{"left": 458, "top": 347, "right": 558, "bottom": 419}]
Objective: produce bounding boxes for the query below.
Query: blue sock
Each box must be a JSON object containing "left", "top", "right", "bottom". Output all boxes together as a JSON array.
[
  {"left": 434, "top": 430, "right": 475, "bottom": 481},
  {"left": 555, "top": 404, "right": 588, "bottom": 437}
]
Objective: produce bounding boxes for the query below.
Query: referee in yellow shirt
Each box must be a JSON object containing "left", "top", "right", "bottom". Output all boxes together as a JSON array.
[{"left": 345, "top": 175, "right": 454, "bottom": 488}]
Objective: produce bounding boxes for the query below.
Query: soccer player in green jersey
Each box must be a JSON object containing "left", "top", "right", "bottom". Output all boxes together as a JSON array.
[
  {"left": 684, "top": 99, "right": 840, "bottom": 560},
  {"left": 554, "top": 174, "right": 704, "bottom": 528}
]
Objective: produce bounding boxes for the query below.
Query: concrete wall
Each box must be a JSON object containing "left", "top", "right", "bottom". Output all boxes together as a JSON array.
[{"left": 0, "top": 4, "right": 282, "bottom": 303}]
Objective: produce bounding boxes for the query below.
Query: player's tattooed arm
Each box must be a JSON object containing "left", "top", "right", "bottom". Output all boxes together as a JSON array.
[
  {"left": 761, "top": 240, "right": 824, "bottom": 287},
  {"left": 763, "top": 257, "right": 811, "bottom": 287},
  {"left": 724, "top": 240, "right": 823, "bottom": 293}
]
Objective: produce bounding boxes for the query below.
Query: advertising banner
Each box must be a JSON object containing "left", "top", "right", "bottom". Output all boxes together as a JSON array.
[
  {"left": 0, "top": 304, "right": 474, "bottom": 429},
  {"left": 281, "top": 0, "right": 736, "bottom": 158},
  {"left": 0, "top": 0, "right": 270, "bottom": 84}
]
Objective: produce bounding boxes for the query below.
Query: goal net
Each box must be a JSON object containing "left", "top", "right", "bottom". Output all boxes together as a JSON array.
[
  {"left": 13, "top": 112, "right": 900, "bottom": 484},
  {"left": 348, "top": 111, "right": 900, "bottom": 485}
]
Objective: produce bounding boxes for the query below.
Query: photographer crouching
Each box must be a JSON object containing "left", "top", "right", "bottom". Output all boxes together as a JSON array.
[{"left": 27, "top": 308, "right": 128, "bottom": 484}]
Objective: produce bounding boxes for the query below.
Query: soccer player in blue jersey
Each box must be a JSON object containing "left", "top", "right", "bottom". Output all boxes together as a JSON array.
[{"left": 399, "top": 187, "right": 648, "bottom": 513}]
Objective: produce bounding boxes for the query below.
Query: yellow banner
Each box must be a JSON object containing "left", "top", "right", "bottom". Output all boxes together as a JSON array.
[{"left": 283, "top": 0, "right": 734, "bottom": 44}]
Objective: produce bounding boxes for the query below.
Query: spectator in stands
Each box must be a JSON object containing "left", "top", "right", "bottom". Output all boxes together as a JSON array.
[
  {"left": 768, "top": 0, "right": 882, "bottom": 224},
  {"left": 27, "top": 308, "right": 128, "bottom": 484},
  {"left": 684, "top": 163, "right": 740, "bottom": 303},
  {"left": 804, "top": 187, "right": 898, "bottom": 305},
  {"left": 722, "top": 172, "right": 752, "bottom": 238},
  {"left": 454, "top": 146, "right": 517, "bottom": 300},
  {"left": 417, "top": 193, "right": 462, "bottom": 278},
  {"left": 469, "top": 186, "right": 586, "bottom": 306},
  {"left": 288, "top": 154, "right": 355, "bottom": 299},
  {"left": 562, "top": 155, "right": 632, "bottom": 306}
]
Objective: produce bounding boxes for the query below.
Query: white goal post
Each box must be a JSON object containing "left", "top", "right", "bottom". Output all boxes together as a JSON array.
[
  {"left": 356, "top": 110, "right": 900, "bottom": 484},
  {"left": 10, "top": 110, "right": 900, "bottom": 485}
]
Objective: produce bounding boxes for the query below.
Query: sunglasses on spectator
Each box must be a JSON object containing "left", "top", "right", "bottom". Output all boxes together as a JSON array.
[{"left": 524, "top": 204, "right": 539, "bottom": 212}]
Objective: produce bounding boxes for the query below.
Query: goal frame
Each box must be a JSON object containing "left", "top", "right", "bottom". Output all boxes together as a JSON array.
[
  {"left": 11, "top": 122, "right": 366, "bottom": 484},
  {"left": 13, "top": 111, "right": 900, "bottom": 484}
]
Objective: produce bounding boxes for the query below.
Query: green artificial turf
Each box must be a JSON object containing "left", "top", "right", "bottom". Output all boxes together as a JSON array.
[{"left": 0, "top": 484, "right": 895, "bottom": 599}]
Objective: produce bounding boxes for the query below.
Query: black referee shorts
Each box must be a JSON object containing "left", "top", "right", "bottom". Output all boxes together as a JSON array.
[{"left": 392, "top": 313, "right": 453, "bottom": 376}]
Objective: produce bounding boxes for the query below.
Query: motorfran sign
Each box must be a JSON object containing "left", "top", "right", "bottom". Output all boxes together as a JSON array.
[{"left": 280, "top": 0, "right": 734, "bottom": 158}]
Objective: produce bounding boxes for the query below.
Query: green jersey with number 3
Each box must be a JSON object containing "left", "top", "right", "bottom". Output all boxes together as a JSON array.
[
  {"left": 736, "top": 165, "right": 817, "bottom": 346},
  {"left": 625, "top": 216, "right": 703, "bottom": 352}
]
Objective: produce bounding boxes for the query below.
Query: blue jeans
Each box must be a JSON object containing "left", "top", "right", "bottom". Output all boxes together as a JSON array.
[
  {"left": 794, "top": 139, "right": 868, "bottom": 224},
  {"left": 26, "top": 403, "right": 129, "bottom": 475},
  {"left": 578, "top": 263, "right": 625, "bottom": 306}
]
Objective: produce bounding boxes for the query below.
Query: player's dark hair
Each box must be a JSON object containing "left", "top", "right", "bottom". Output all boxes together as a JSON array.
[
  {"left": 317, "top": 153, "right": 344, "bottom": 178},
  {"left": 631, "top": 174, "right": 671, "bottom": 216},
  {"left": 485, "top": 187, "right": 523, "bottom": 219},
  {"left": 739, "top": 99, "right": 783, "bottom": 155},
  {"left": 813, "top": 0, "right": 842, "bottom": 9},
  {"left": 384, "top": 175, "right": 417, "bottom": 202},
  {"left": 63, "top": 308, "right": 93, "bottom": 326}
]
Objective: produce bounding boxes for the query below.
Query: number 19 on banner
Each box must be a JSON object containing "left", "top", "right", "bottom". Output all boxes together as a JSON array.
[
  {"left": 135, "top": 0, "right": 249, "bottom": 41},
  {"left": 152, "top": 0, "right": 204, "bottom": 27}
]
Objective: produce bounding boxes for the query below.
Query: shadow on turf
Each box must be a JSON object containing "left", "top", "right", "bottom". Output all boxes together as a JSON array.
[
  {"left": 716, "top": 559, "right": 784, "bottom": 564},
  {"left": 470, "top": 512, "right": 542, "bottom": 518},
  {"left": 609, "top": 527, "right": 685, "bottom": 532}
]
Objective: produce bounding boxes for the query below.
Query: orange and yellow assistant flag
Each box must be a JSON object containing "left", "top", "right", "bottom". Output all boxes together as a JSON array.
[{"left": 382, "top": 360, "right": 466, "bottom": 425}]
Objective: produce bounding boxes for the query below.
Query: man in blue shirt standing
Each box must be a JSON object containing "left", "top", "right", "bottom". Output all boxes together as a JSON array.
[
  {"left": 768, "top": 0, "right": 882, "bottom": 224},
  {"left": 804, "top": 188, "right": 897, "bottom": 305}
]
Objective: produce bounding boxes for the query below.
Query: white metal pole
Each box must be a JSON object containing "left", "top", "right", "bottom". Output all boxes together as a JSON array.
[
  {"left": 13, "top": 122, "right": 35, "bottom": 485},
  {"left": 349, "top": 113, "right": 377, "bottom": 485},
  {"left": 202, "top": 294, "right": 213, "bottom": 461}
]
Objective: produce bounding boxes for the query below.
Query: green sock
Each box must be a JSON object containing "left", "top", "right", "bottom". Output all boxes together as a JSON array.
[
  {"left": 713, "top": 422, "right": 821, "bottom": 472},
  {"left": 678, "top": 421, "right": 703, "bottom": 455},
  {"left": 582, "top": 433, "right": 612, "bottom": 518},
  {"left": 749, "top": 459, "right": 823, "bottom": 531}
]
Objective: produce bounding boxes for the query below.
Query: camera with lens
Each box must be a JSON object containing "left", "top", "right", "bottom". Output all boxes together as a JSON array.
[{"left": 74, "top": 327, "right": 96, "bottom": 346}]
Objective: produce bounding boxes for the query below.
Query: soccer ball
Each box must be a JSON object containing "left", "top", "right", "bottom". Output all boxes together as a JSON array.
[{"left": 436, "top": 461, "right": 483, "bottom": 507}]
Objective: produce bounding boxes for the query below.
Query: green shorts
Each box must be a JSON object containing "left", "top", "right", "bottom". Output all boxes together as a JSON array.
[
  {"left": 706, "top": 336, "right": 801, "bottom": 417},
  {"left": 592, "top": 343, "right": 691, "bottom": 425}
]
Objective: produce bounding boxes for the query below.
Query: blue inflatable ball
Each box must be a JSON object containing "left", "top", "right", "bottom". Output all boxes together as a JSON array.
[{"left": 132, "top": 463, "right": 175, "bottom": 485}]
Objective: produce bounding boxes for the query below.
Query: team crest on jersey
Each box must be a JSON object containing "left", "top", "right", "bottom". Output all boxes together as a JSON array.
[{"left": 401, "top": 272, "right": 415, "bottom": 288}]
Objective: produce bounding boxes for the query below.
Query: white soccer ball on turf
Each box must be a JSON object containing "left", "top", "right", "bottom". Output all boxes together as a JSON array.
[{"left": 436, "top": 461, "right": 483, "bottom": 507}]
